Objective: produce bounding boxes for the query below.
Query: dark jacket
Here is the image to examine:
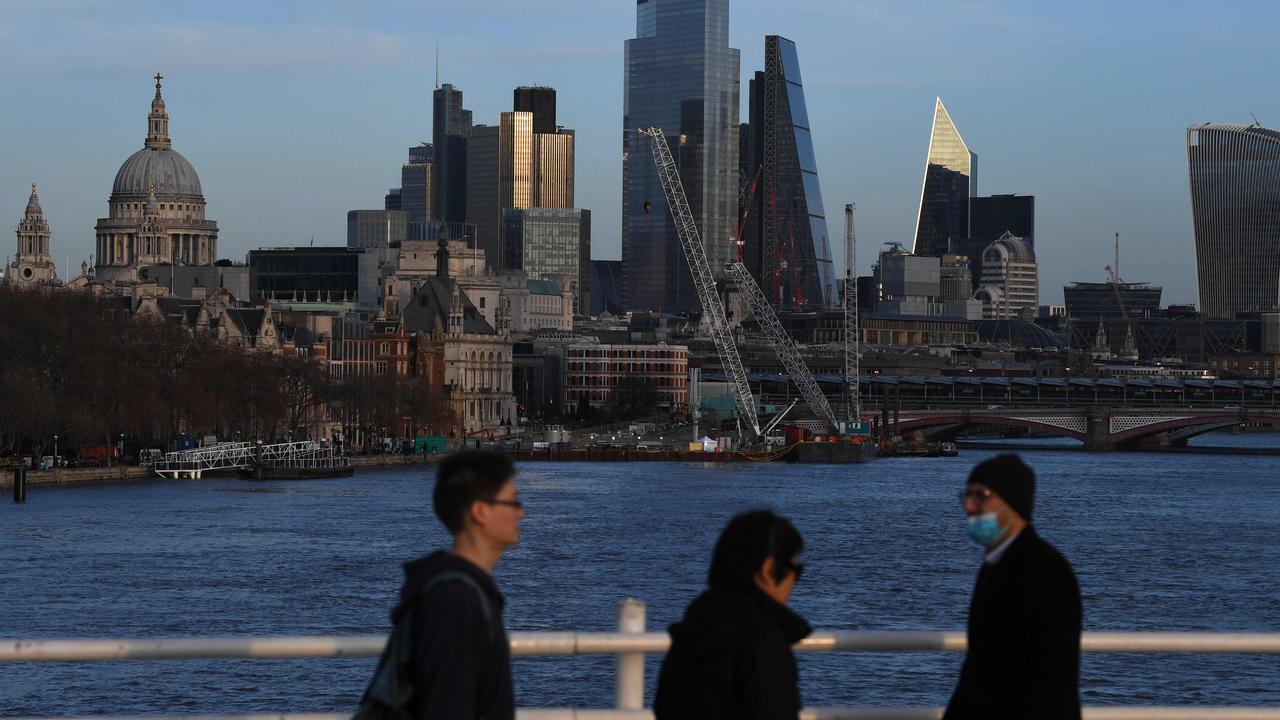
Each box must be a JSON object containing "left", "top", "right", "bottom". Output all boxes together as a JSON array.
[
  {"left": 654, "top": 586, "right": 812, "bottom": 720},
  {"left": 944, "top": 526, "right": 1082, "bottom": 720},
  {"left": 393, "top": 551, "right": 514, "bottom": 720}
]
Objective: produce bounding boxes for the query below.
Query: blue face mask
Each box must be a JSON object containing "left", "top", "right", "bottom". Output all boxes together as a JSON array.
[{"left": 966, "top": 512, "right": 1007, "bottom": 547}]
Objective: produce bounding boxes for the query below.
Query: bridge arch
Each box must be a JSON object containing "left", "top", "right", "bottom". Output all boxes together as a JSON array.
[{"left": 892, "top": 413, "right": 1087, "bottom": 442}]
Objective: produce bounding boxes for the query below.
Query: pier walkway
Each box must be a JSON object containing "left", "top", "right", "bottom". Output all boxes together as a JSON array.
[
  {"left": 5, "top": 600, "right": 1279, "bottom": 719},
  {"left": 149, "top": 441, "right": 347, "bottom": 479}
]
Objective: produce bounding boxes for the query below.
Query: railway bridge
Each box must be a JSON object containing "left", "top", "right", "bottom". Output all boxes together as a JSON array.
[{"left": 882, "top": 407, "right": 1275, "bottom": 450}]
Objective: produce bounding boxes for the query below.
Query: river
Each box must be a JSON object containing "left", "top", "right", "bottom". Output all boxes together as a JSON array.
[{"left": 3, "top": 435, "right": 1279, "bottom": 714}]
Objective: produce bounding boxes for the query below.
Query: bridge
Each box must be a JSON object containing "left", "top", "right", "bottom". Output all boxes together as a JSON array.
[
  {"left": 880, "top": 407, "right": 1275, "bottom": 450},
  {"left": 150, "top": 441, "right": 347, "bottom": 478}
]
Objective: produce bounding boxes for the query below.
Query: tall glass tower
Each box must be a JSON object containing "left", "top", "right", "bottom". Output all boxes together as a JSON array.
[
  {"left": 741, "top": 35, "right": 837, "bottom": 308},
  {"left": 913, "top": 97, "right": 976, "bottom": 258},
  {"left": 622, "top": 0, "right": 740, "bottom": 314},
  {"left": 1188, "top": 122, "right": 1280, "bottom": 318}
]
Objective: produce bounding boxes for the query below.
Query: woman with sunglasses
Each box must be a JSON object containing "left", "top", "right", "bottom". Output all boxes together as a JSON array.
[{"left": 654, "top": 509, "right": 811, "bottom": 720}]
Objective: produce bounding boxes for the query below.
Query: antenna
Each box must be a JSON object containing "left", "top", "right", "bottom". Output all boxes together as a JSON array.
[
  {"left": 435, "top": 43, "right": 440, "bottom": 90},
  {"left": 1251, "top": 113, "right": 1262, "bottom": 127}
]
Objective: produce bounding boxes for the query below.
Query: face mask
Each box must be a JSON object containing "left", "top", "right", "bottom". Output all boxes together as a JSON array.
[{"left": 966, "top": 512, "right": 1007, "bottom": 547}]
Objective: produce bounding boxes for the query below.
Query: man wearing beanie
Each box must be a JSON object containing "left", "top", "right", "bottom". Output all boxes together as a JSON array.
[{"left": 943, "top": 454, "right": 1082, "bottom": 720}]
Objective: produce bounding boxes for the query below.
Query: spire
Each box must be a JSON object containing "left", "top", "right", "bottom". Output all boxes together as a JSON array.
[
  {"left": 437, "top": 226, "right": 450, "bottom": 278},
  {"left": 25, "top": 183, "right": 41, "bottom": 216},
  {"left": 145, "top": 73, "right": 171, "bottom": 149}
]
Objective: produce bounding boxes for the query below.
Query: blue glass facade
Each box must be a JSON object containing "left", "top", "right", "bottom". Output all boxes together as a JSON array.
[
  {"left": 622, "top": 0, "right": 740, "bottom": 314},
  {"left": 740, "top": 36, "right": 837, "bottom": 309}
]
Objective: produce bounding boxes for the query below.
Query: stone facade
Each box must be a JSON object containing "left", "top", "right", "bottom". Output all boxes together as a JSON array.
[{"left": 7, "top": 183, "right": 58, "bottom": 288}]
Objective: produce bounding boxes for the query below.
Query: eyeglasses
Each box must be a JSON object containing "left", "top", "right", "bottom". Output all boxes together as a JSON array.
[
  {"left": 960, "top": 487, "right": 995, "bottom": 506},
  {"left": 483, "top": 498, "right": 523, "bottom": 511}
]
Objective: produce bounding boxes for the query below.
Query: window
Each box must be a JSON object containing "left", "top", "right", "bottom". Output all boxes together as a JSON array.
[
  {"left": 376, "top": 362, "right": 388, "bottom": 375},
  {"left": 480, "top": 297, "right": 486, "bottom": 309}
]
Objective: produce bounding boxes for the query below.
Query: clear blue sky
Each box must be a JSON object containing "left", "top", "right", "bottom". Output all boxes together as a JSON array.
[{"left": 2, "top": 0, "right": 1277, "bottom": 304}]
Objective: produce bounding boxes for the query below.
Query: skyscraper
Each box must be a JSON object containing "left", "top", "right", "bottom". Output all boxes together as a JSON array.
[
  {"left": 913, "top": 97, "right": 976, "bottom": 258},
  {"left": 966, "top": 193, "right": 1034, "bottom": 289},
  {"left": 400, "top": 143, "right": 434, "bottom": 238},
  {"left": 622, "top": 0, "right": 740, "bottom": 314},
  {"left": 1188, "top": 122, "right": 1280, "bottom": 318},
  {"left": 432, "top": 83, "right": 472, "bottom": 224},
  {"left": 533, "top": 131, "right": 574, "bottom": 208},
  {"left": 466, "top": 112, "right": 534, "bottom": 270},
  {"left": 740, "top": 35, "right": 837, "bottom": 309},
  {"left": 514, "top": 86, "right": 557, "bottom": 135}
]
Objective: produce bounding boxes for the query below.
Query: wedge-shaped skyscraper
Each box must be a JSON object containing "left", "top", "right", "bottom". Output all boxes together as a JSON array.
[
  {"left": 913, "top": 97, "right": 976, "bottom": 258},
  {"left": 740, "top": 35, "right": 837, "bottom": 308},
  {"left": 1188, "top": 122, "right": 1280, "bottom": 318}
]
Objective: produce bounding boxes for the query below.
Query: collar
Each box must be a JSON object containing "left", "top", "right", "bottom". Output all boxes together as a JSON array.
[{"left": 984, "top": 526, "right": 1025, "bottom": 565}]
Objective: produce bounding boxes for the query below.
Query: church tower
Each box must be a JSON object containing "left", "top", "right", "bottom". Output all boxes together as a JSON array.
[{"left": 8, "top": 183, "right": 57, "bottom": 287}]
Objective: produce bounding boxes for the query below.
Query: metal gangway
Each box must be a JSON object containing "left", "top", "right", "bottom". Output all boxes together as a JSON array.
[
  {"left": 150, "top": 441, "right": 336, "bottom": 479},
  {"left": 5, "top": 598, "right": 1280, "bottom": 719}
]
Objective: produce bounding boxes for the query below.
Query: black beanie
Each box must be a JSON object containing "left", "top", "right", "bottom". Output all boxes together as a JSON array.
[{"left": 967, "top": 454, "right": 1035, "bottom": 521}]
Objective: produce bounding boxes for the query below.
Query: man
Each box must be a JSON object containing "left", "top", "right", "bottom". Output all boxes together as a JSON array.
[
  {"left": 378, "top": 450, "right": 523, "bottom": 720},
  {"left": 944, "top": 453, "right": 1082, "bottom": 719},
  {"left": 654, "top": 510, "right": 812, "bottom": 720}
]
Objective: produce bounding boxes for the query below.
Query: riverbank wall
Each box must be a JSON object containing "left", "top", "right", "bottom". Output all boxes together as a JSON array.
[{"left": 1, "top": 465, "right": 153, "bottom": 491}]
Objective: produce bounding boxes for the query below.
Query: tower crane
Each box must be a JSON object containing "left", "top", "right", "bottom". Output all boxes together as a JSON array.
[
  {"left": 638, "top": 127, "right": 761, "bottom": 438},
  {"left": 844, "top": 204, "right": 860, "bottom": 427}
]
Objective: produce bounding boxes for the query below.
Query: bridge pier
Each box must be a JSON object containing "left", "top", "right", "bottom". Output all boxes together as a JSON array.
[{"left": 1085, "top": 411, "right": 1113, "bottom": 451}]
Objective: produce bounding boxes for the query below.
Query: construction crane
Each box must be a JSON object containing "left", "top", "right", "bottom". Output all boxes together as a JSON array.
[
  {"left": 726, "top": 261, "right": 839, "bottom": 431},
  {"left": 638, "top": 127, "right": 761, "bottom": 438},
  {"left": 844, "top": 204, "right": 860, "bottom": 427}
]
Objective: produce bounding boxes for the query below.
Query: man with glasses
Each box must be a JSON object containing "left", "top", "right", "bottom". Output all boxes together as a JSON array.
[
  {"left": 944, "top": 454, "right": 1082, "bottom": 719},
  {"left": 362, "top": 450, "right": 523, "bottom": 720},
  {"left": 654, "top": 509, "right": 812, "bottom": 720}
]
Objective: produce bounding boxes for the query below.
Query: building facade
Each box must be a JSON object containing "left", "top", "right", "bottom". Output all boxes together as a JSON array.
[
  {"left": 564, "top": 342, "right": 689, "bottom": 410},
  {"left": 622, "top": 0, "right": 740, "bottom": 313},
  {"left": 433, "top": 83, "right": 472, "bottom": 224},
  {"left": 466, "top": 112, "right": 534, "bottom": 271},
  {"left": 740, "top": 35, "right": 836, "bottom": 309},
  {"left": 967, "top": 194, "right": 1034, "bottom": 288},
  {"left": 1063, "top": 281, "right": 1163, "bottom": 320},
  {"left": 502, "top": 207, "right": 591, "bottom": 312},
  {"left": 514, "top": 86, "right": 557, "bottom": 135},
  {"left": 913, "top": 97, "right": 975, "bottom": 259},
  {"left": 1187, "top": 122, "right": 1280, "bottom": 317},
  {"left": 95, "top": 75, "right": 219, "bottom": 283},
  {"left": 975, "top": 233, "right": 1038, "bottom": 319},
  {"left": 8, "top": 184, "right": 57, "bottom": 288},
  {"left": 347, "top": 210, "right": 409, "bottom": 249}
]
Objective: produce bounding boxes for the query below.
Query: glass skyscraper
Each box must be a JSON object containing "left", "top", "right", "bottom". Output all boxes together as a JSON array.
[
  {"left": 1187, "top": 122, "right": 1280, "bottom": 318},
  {"left": 740, "top": 35, "right": 837, "bottom": 309},
  {"left": 622, "top": 0, "right": 740, "bottom": 314},
  {"left": 913, "top": 97, "right": 976, "bottom": 258},
  {"left": 433, "top": 83, "right": 472, "bottom": 224}
]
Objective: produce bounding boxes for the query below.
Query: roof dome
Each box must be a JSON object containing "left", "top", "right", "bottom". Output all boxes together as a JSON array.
[{"left": 112, "top": 147, "right": 203, "bottom": 199}]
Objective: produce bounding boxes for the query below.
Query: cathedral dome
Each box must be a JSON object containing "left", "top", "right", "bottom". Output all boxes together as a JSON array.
[
  {"left": 112, "top": 147, "right": 203, "bottom": 199},
  {"left": 109, "top": 73, "right": 204, "bottom": 201}
]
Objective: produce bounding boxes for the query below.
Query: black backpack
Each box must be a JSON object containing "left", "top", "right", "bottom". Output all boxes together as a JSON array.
[{"left": 354, "top": 571, "right": 494, "bottom": 720}]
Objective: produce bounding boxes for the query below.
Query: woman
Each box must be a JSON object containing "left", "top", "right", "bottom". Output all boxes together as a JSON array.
[{"left": 654, "top": 509, "right": 812, "bottom": 720}]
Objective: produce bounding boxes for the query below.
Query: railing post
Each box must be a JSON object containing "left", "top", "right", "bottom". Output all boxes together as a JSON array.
[{"left": 615, "top": 597, "right": 646, "bottom": 711}]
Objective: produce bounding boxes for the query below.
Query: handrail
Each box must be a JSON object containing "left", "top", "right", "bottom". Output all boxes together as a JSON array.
[{"left": 7, "top": 630, "right": 1280, "bottom": 663}]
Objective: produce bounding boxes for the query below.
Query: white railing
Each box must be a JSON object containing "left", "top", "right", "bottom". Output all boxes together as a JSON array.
[{"left": 6, "top": 599, "right": 1280, "bottom": 720}]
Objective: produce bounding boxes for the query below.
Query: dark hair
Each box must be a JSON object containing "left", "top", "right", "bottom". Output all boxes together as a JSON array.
[
  {"left": 433, "top": 450, "right": 516, "bottom": 534},
  {"left": 707, "top": 509, "right": 804, "bottom": 593}
]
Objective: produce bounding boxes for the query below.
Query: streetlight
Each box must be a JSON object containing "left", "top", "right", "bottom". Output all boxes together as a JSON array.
[{"left": 53, "top": 435, "right": 58, "bottom": 463}]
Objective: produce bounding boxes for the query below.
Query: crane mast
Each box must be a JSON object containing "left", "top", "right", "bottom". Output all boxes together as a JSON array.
[
  {"left": 726, "top": 262, "right": 839, "bottom": 430},
  {"left": 844, "top": 203, "right": 860, "bottom": 425},
  {"left": 638, "top": 127, "right": 761, "bottom": 437}
]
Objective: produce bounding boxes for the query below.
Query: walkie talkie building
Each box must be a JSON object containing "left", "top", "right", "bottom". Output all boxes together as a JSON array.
[{"left": 1188, "top": 122, "right": 1280, "bottom": 318}]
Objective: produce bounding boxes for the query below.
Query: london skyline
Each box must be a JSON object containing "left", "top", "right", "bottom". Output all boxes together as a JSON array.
[{"left": 2, "top": 0, "right": 1278, "bottom": 305}]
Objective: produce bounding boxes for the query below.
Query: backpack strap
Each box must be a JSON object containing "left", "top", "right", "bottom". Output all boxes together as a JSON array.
[{"left": 416, "top": 570, "right": 497, "bottom": 644}]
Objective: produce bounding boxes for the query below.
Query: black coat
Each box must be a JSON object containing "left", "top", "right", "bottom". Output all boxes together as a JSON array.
[
  {"left": 654, "top": 587, "right": 812, "bottom": 720},
  {"left": 393, "top": 551, "right": 514, "bottom": 720},
  {"left": 944, "top": 526, "right": 1082, "bottom": 720}
]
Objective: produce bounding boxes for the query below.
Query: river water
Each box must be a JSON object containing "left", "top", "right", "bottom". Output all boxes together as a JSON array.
[{"left": 4, "top": 436, "right": 1280, "bottom": 714}]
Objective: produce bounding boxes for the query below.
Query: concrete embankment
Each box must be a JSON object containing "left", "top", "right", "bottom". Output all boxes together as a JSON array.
[{"left": 0, "top": 465, "right": 153, "bottom": 490}]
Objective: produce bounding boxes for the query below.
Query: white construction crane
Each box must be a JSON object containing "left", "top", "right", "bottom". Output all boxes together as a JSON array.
[
  {"left": 638, "top": 127, "right": 762, "bottom": 438},
  {"left": 725, "top": 262, "right": 839, "bottom": 431}
]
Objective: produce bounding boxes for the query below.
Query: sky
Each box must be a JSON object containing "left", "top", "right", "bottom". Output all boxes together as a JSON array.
[{"left": 1, "top": 0, "right": 1278, "bottom": 304}]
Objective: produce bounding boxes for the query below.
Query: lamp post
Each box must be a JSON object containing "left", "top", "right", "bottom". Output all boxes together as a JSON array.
[{"left": 53, "top": 435, "right": 59, "bottom": 465}]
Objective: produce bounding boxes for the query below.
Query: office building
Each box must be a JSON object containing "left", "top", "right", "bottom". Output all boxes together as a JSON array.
[
  {"left": 974, "top": 232, "right": 1038, "bottom": 319},
  {"left": 913, "top": 97, "right": 975, "bottom": 258},
  {"left": 249, "top": 247, "right": 379, "bottom": 307},
  {"left": 432, "top": 83, "right": 472, "bottom": 224},
  {"left": 533, "top": 131, "right": 574, "bottom": 208},
  {"left": 400, "top": 143, "right": 434, "bottom": 235},
  {"left": 740, "top": 35, "right": 837, "bottom": 309},
  {"left": 514, "top": 86, "right": 557, "bottom": 135},
  {"left": 591, "top": 260, "right": 623, "bottom": 316},
  {"left": 622, "top": 0, "right": 740, "bottom": 313},
  {"left": 467, "top": 112, "right": 534, "bottom": 271},
  {"left": 564, "top": 342, "right": 689, "bottom": 410},
  {"left": 502, "top": 207, "right": 591, "bottom": 313},
  {"left": 1063, "top": 281, "right": 1163, "bottom": 320},
  {"left": 347, "top": 210, "right": 409, "bottom": 249},
  {"left": 967, "top": 194, "right": 1033, "bottom": 288},
  {"left": 1187, "top": 122, "right": 1280, "bottom": 317}
]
